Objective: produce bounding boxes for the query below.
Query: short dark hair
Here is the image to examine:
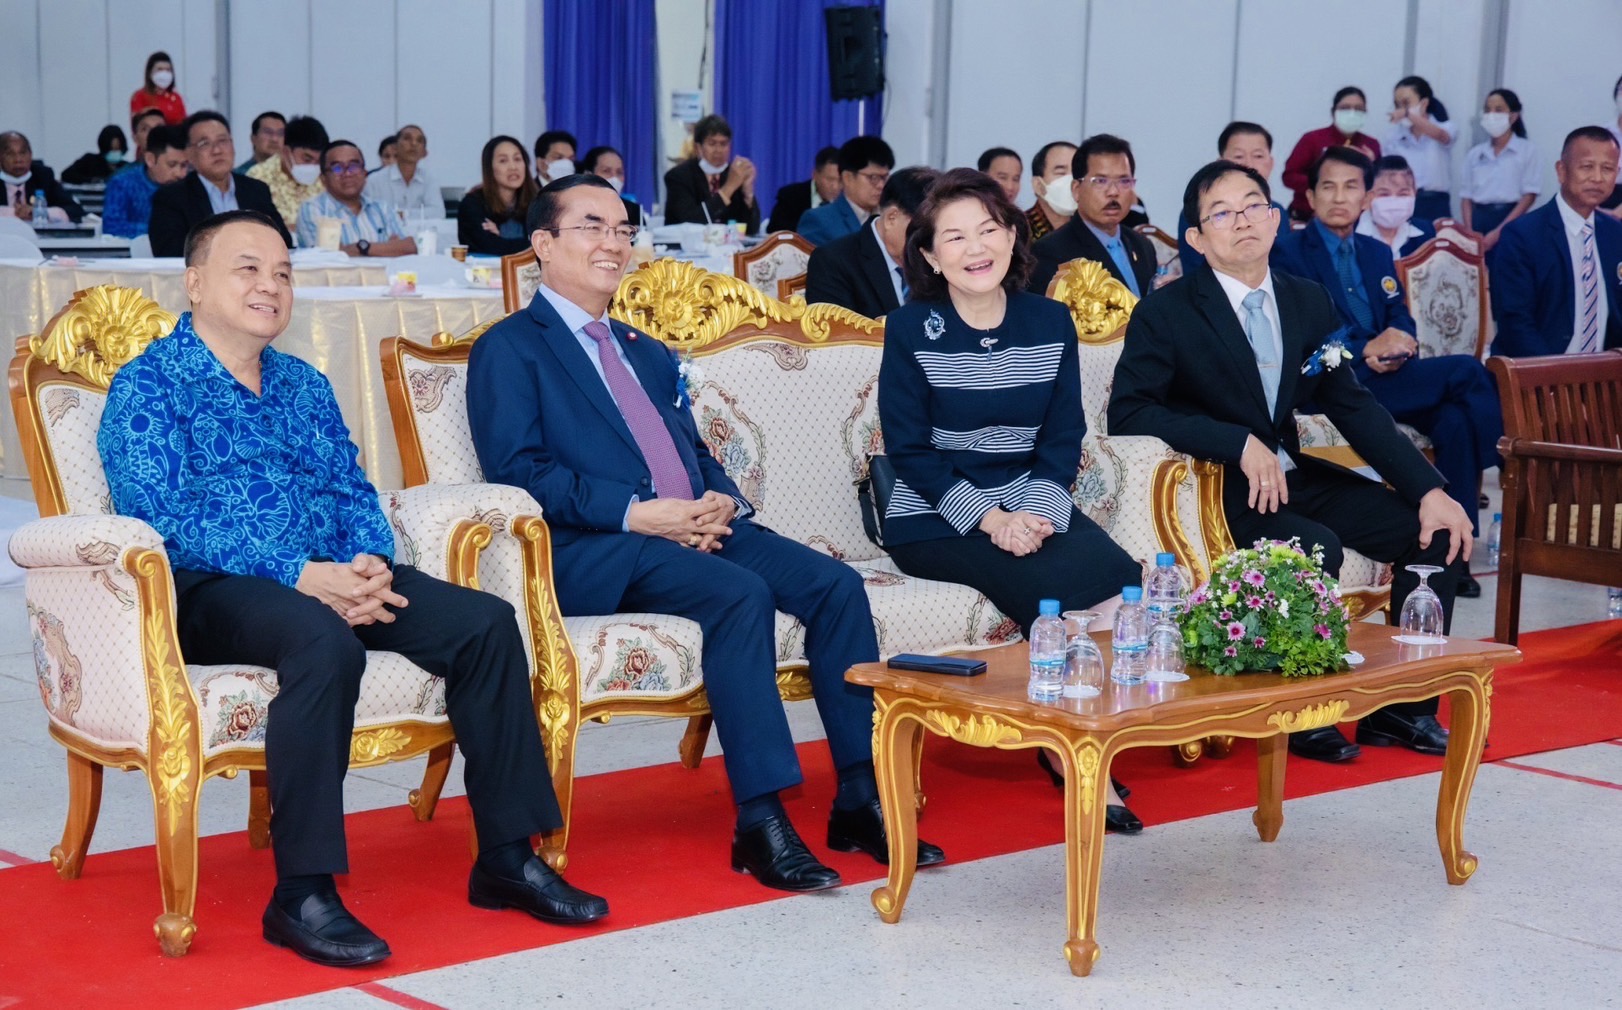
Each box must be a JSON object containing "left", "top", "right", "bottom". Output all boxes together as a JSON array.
[
  {"left": 1371, "top": 154, "right": 1415, "bottom": 184},
  {"left": 284, "top": 116, "right": 329, "bottom": 154},
  {"left": 130, "top": 107, "right": 165, "bottom": 134},
  {"left": 1308, "top": 146, "right": 1373, "bottom": 189},
  {"left": 144, "top": 125, "right": 183, "bottom": 158},
  {"left": 814, "top": 145, "right": 840, "bottom": 170},
  {"left": 183, "top": 209, "right": 284, "bottom": 266},
  {"left": 97, "top": 124, "right": 127, "bottom": 155},
  {"left": 1562, "top": 125, "right": 1622, "bottom": 160},
  {"left": 1182, "top": 160, "right": 1272, "bottom": 234},
  {"left": 181, "top": 110, "right": 230, "bottom": 145},
  {"left": 692, "top": 116, "right": 731, "bottom": 147},
  {"left": 250, "top": 111, "right": 285, "bottom": 135},
  {"left": 1332, "top": 86, "right": 1366, "bottom": 109},
  {"left": 837, "top": 135, "right": 895, "bottom": 175},
  {"left": 535, "top": 130, "right": 577, "bottom": 158},
  {"left": 378, "top": 134, "right": 398, "bottom": 157},
  {"left": 977, "top": 147, "right": 1021, "bottom": 172},
  {"left": 903, "top": 167, "right": 1033, "bottom": 300},
  {"left": 526, "top": 173, "right": 620, "bottom": 235},
  {"left": 879, "top": 166, "right": 940, "bottom": 215},
  {"left": 320, "top": 140, "right": 362, "bottom": 172},
  {"left": 580, "top": 145, "right": 620, "bottom": 174},
  {"left": 1031, "top": 140, "right": 1076, "bottom": 178},
  {"left": 1073, "top": 133, "right": 1135, "bottom": 178},
  {"left": 1217, "top": 121, "right": 1272, "bottom": 154}
]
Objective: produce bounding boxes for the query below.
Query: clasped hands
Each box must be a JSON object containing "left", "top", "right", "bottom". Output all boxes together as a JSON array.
[
  {"left": 296, "top": 553, "right": 408, "bottom": 627},
  {"left": 629, "top": 491, "right": 737, "bottom": 552},
  {"left": 979, "top": 507, "right": 1054, "bottom": 557}
]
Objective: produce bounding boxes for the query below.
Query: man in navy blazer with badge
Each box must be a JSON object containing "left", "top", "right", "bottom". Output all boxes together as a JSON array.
[
  {"left": 467, "top": 175, "right": 943, "bottom": 893},
  {"left": 1490, "top": 127, "right": 1622, "bottom": 357},
  {"left": 1273, "top": 147, "right": 1501, "bottom": 596}
]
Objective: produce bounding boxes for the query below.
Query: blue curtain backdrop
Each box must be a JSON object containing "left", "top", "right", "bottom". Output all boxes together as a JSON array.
[
  {"left": 543, "top": 0, "right": 659, "bottom": 209},
  {"left": 714, "top": 0, "right": 883, "bottom": 223}
]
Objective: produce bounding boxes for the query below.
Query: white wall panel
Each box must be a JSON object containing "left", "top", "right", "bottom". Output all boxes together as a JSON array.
[
  {"left": 180, "top": 0, "right": 220, "bottom": 110},
  {"left": 228, "top": 0, "right": 312, "bottom": 156},
  {"left": 37, "top": 0, "right": 111, "bottom": 171},
  {"left": 396, "top": 0, "right": 494, "bottom": 193},
  {"left": 309, "top": 0, "right": 396, "bottom": 163},
  {"left": 1412, "top": 0, "right": 1487, "bottom": 206},
  {"left": 106, "top": 0, "right": 193, "bottom": 122},
  {"left": 0, "top": 2, "right": 45, "bottom": 153},
  {"left": 882, "top": 0, "right": 934, "bottom": 169}
]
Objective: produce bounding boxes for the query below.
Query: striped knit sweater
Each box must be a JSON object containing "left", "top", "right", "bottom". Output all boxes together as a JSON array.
[{"left": 877, "top": 291, "right": 1083, "bottom": 547}]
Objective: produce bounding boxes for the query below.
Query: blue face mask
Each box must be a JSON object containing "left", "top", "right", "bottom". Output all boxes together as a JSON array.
[{"left": 105, "top": 150, "right": 125, "bottom": 165}]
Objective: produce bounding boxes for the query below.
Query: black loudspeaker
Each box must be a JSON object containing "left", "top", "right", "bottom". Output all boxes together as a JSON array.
[{"left": 825, "top": 6, "right": 884, "bottom": 101}]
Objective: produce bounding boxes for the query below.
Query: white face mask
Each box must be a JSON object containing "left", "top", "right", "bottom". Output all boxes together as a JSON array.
[
  {"left": 1369, "top": 194, "right": 1415, "bottom": 231},
  {"left": 698, "top": 158, "right": 728, "bottom": 176},
  {"left": 543, "top": 158, "right": 575, "bottom": 182},
  {"left": 0, "top": 170, "right": 31, "bottom": 186},
  {"left": 290, "top": 163, "right": 321, "bottom": 186},
  {"left": 1480, "top": 112, "right": 1512, "bottom": 139},
  {"left": 1035, "top": 175, "right": 1077, "bottom": 215},
  {"left": 604, "top": 175, "right": 625, "bottom": 194},
  {"left": 151, "top": 70, "right": 174, "bottom": 89},
  {"left": 1333, "top": 108, "right": 1366, "bottom": 135}
]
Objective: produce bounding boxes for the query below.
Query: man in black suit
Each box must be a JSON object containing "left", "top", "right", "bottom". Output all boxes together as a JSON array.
[
  {"left": 150, "top": 111, "right": 290, "bottom": 257},
  {"left": 804, "top": 166, "right": 937, "bottom": 318},
  {"left": 1028, "top": 134, "right": 1156, "bottom": 295},
  {"left": 766, "top": 145, "right": 841, "bottom": 234},
  {"left": 1110, "top": 160, "right": 1474, "bottom": 764},
  {"left": 0, "top": 132, "right": 86, "bottom": 222},
  {"left": 663, "top": 114, "right": 760, "bottom": 233}
]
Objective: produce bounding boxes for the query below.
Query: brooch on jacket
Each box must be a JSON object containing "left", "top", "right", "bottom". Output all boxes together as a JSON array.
[
  {"left": 1301, "top": 332, "right": 1351, "bottom": 376},
  {"left": 924, "top": 309, "right": 945, "bottom": 341}
]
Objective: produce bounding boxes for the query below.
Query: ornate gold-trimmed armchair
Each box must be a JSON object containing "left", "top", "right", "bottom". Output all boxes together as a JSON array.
[
  {"left": 1397, "top": 236, "right": 1490, "bottom": 360},
  {"left": 733, "top": 231, "right": 813, "bottom": 297},
  {"left": 501, "top": 248, "right": 543, "bottom": 314},
  {"left": 6, "top": 286, "right": 552, "bottom": 957}
]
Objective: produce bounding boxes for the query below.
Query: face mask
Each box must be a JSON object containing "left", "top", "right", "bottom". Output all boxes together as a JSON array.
[
  {"left": 1480, "top": 112, "right": 1512, "bottom": 139},
  {"left": 104, "top": 150, "right": 125, "bottom": 164},
  {"left": 1036, "top": 175, "right": 1077, "bottom": 214},
  {"left": 699, "top": 158, "right": 728, "bottom": 176},
  {"left": 1369, "top": 195, "right": 1415, "bottom": 230},
  {"left": 605, "top": 175, "right": 625, "bottom": 194},
  {"left": 151, "top": 70, "right": 174, "bottom": 89},
  {"left": 290, "top": 163, "right": 321, "bottom": 186},
  {"left": 0, "top": 170, "right": 31, "bottom": 186},
  {"left": 543, "top": 158, "right": 575, "bottom": 182},
  {"left": 1333, "top": 108, "right": 1366, "bottom": 135}
]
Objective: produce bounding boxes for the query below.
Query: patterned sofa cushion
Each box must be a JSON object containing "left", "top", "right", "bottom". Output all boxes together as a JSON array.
[
  {"left": 398, "top": 357, "right": 483, "bottom": 483},
  {"left": 1406, "top": 251, "right": 1484, "bottom": 359},
  {"left": 36, "top": 381, "right": 115, "bottom": 515},
  {"left": 569, "top": 613, "right": 705, "bottom": 704}
]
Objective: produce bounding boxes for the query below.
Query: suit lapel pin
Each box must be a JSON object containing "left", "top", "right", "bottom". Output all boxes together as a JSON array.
[
  {"left": 1380, "top": 275, "right": 1398, "bottom": 297},
  {"left": 924, "top": 309, "right": 945, "bottom": 341}
]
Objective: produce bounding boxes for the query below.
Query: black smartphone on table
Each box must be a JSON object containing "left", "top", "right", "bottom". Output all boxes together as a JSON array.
[{"left": 886, "top": 653, "right": 987, "bottom": 676}]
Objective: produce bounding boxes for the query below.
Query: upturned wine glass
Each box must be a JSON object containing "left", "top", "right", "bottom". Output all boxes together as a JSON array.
[
  {"left": 1399, "top": 565, "right": 1447, "bottom": 644},
  {"left": 1060, "top": 610, "right": 1104, "bottom": 699}
]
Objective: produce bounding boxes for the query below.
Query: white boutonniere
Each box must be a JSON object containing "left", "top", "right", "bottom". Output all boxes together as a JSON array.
[
  {"left": 1302, "top": 339, "right": 1350, "bottom": 376},
  {"left": 923, "top": 309, "right": 946, "bottom": 341},
  {"left": 676, "top": 354, "right": 704, "bottom": 408}
]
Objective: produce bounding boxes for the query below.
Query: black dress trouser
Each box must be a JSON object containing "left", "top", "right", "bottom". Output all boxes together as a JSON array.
[{"left": 173, "top": 564, "right": 561, "bottom": 878}]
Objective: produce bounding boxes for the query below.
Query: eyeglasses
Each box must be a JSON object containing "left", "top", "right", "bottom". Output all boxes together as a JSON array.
[
  {"left": 855, "top": 170, "right": 890, "bottom": 186},
  {"left": 326, "top": 162, "right": 366, "bottom": 176},
  {"left": 1080, "top": 175, "right": 1136, "bottom": 191},
  {"left": 189, "top": 136, "right": 232, "bottom": 153},
  {"left": 551, "top": 223, "right": 640, "bottom": 243},
  {"left": 1200, "top": 202, "right": 1275, "bottom": 230}
]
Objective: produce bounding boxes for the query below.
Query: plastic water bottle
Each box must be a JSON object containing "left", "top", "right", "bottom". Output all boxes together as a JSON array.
[
  {"left": 1609, "top": 588, "right": 1622, "bottom": 620},
  {"left": 1486, "top": 513, "right": 1502, "bottom": 567},
  {"left": 1146, "top": 552, "right": 1185, "bottom": 621},
  {"left": 1112, "top": 586, "right": 1149, "bottom": 685},
  {"left": 31, "top": 190, "right": 48, "bottom": 227},
  {"left": 1028, "top": 599, "right": 1066, "bottom": 702}
]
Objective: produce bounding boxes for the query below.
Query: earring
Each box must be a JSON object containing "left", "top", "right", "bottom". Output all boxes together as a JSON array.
[{"left": 933, "top": 266, "right": 941, "bottom": 274}]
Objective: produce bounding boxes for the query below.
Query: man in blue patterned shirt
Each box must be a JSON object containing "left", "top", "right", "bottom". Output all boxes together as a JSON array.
[
  {"left": 98, "top": 211, "right": 606, "bottom": 967},
  {"left": 294, "top": 140, "right": 415, "bottom": 255},
  {"left": 101, "top": 124, "right": 189, "bottom": 239}
]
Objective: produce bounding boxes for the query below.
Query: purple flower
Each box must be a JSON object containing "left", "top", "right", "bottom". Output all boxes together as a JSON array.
[
  {"left": 1252, "top": 636, "right": 1267, "bottom": 649},
  {"left": 1265, "top": 591, "right": 1276, "bottom": 601},
  {"left": 1245, "top": 595, "right": 1264, "bottom": 609},
  {"left": 1227, "top": 580, "right": 1242, "bottom": 593},
  {"left": 1227, "top": 622, "right": 1246, "bottom": 641},
  {"left": 1315, "top": 624, "right": 1331, "bottom": 639},
  {"left": 1243, "top": 569, "right": 1266, "bottom": 588},
  {"left": 1224, "top": 646, "right": 1238, "bottom": 658},
  {"left": 1219, "top": 610, "right": 1232, "bottom": 621}
]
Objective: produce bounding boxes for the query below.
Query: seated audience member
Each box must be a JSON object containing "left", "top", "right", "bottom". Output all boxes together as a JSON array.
[
  {"left": 237, "top": 112, "right": 286, "bottom": 173},
  {"left": 128, "top": 107, "right": 166, "bottom": 166},
  {"left": 98, "top": 210, "right": 608, "bottom": 967},
  {"left": 534, "top": 130, "right": 578, "bottom": 185},
  {"left": 375, "top": 134, "right": 398, "bottom": 171},
  {"left": 804, "top": 165, "right": 938, "bottom": 317},
  {"left": 978, "top": 146, "right": 1023, "bottom": 204},
  {"left": 1491, "top": 127, "right": 1622, "bottom": 356},
  {"left": 581, "top": 145, "right": 646, "bottom": 228},
  {"left": 130, "top": 51, "right": 186, "bottom": 124},
  {"left": 1028, "top": 134, "right": 1155, "bottom": 295},
  {"left": 1354, "top": 155, "right": 1433, "bottom": 259},
  {"left": 663, "top": 114, "right": 760, "bottom": 233},
  {"left": 1383, "top": 76, "right": 1456, "bottom": 223},
  {"left": 1459, "top": 89, "right": 1538, "bottom": 257},
  {"left": 1026, "top": 140, "right": 1077, "bottom": 241},
  {"left": 797, "top": 135, "right": 894, "bottom": 245},
  {"left": 149, "top": 111, "right": 290, "bottom": 257},
  {"left": 467, "top": 175, "right": 944, "bottom": 893},
  {"left": 1283, "top": 86, "right": 1381, "bottom": 222},
  {"left": 297, "top": 141, "right": 416, "bottom": 256},
  {"left": 364, "top": 124, "right": 436, "bottom": 213},
  {"left": 1111, "top": 159, "right": 1472, "bottom": 763},
  {"left": 878, "top": 168, "right": 1144, "bottom": 831},
  {"left": 102, "top": 124, "right": 189, "bottom": 238},
  {"left": 457, "top": 135, "right": 539, "bottom": 257},
  {"left": 1179, "top": 122, "right": 1288, "bottom": 274},
  {"left": 0, "top": 132, "right": 86, "bottom": 223},
  {"left": 62, "top": 125, "right": 128, "bottom": 184},
  {"left": 1273, "top": 147, "right": 1501, "bottom": 594},
  {"left": 247, "top": 115, "right": 329, "bottom": 233},
  {"left": 766, "top": 145, "right": 841, "bottom": 233}
]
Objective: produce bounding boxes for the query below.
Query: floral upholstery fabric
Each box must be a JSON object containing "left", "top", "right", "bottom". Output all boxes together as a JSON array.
[
  {"left": 844, "top": 555, "right": 1020, "bottom": 656},
  {"left": 1405, "top": 249, "right": 1485, "bottom": 359},
  {"left": 399, "top": 354, "right": 483, "bottom": 484},
  {"left": 35, "top": 381, "right": 115, "bottom": 515},
  {"left": 1075, "top": 433, "right": 1182, "bottom": 565},
  {"left": 738, "top": 242, "right": 811, "bottom": 296},
  {"left": 571, "top": 613, "right": 704, "bottom": 703},
  {"left": 1295, "top": 412, "right": 1431, "bottom": 454},
  {"left": 1075, "top": 338, "right": 1123, "bottom": 439}
]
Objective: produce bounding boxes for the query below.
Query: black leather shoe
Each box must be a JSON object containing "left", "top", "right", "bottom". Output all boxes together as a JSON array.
[
  {"left": 1034, "top": 750, "right": 1130, "bottom": 799},
  {"left": 1357, "top": 711, "right": 1449, "bottom": 755},
  {"left": 262, "top": 891, "right": 391, "bottom": 967},
  {"left": 1457, "top": 574, "right": 1482, "bottom": 598},
  {"left": 827, "top": 799, "right": 946, "bottom": 867},
  {"left": 1288, "top": 726, "right": 1361, "bottom": 763},
  {"left": 1106, "top": 803, "right": 1143, "bottom": 834},
  {"left": 732, "top": 814, "right": 842, "bottom": 892},
  {"left": 469, "top": 857, "right": 609, "bottom": 925}
]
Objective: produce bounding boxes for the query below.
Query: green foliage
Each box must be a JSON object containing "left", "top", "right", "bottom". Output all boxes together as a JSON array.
[{"left": 1180, "top": 538, "right": 1350, "bottom": 677}]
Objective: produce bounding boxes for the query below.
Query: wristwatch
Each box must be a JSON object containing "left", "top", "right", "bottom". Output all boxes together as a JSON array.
[{"left": 356, "top": 239, "right": 371, "bottom": 256}]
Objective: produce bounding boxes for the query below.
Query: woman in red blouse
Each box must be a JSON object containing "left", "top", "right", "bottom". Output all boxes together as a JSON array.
[
  {"left": 1282, "top": 86, "right": 1381, "bottom": 222},
  {"left": 128, "top": 51, "right": 187, "bottom": 125}
]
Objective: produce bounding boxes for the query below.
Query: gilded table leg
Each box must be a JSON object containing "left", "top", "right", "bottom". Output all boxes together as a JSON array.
[
  {"left": 51, "top": 751, "right": 103, "bottom": 879},
  {"left": 871, "top": 701, "right": 922, "bottom": 924},
  {"left": 1437, "top": 677, "right": 1488, "bottom": 884},
  {"left": 1062, "top": 737, "right": 1108, "bottom": 977},
  {"left": 1253, "top": 732, "right": 1288, "bottom": 842}
]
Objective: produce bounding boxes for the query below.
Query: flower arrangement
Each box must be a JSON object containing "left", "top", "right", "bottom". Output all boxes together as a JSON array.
[
  {"left": 1301, "top": 328, "right": 1352, "bottom": 375},
  {"left": 1181, "top": 538, "right": 1351, "bottom": 677}
]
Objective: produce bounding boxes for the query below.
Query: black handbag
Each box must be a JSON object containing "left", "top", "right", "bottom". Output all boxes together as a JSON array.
[{"left": 856, "top": 453, "right": 896, "bottom": 548}]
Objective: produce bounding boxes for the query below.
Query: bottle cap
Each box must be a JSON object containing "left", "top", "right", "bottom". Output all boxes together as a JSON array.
[
  {"left": 1156, "top": 552, "right": 1175, "bottom": 567},
  {"left": 1122, "top": 586, "right": 1143, "bottom": 602},
  {"left": 1038, "top": 598, "right": 1060, "bottom": 616},
  {"left": 1492, "top": 512, "right": 1501, "bottom": 521}
]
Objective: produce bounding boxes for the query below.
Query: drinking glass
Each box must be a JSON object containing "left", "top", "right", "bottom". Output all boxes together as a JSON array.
[
  {"left": 1398, "top": 565, "right": 1447, "bottom": 644},
  {"left": 1060, "top": 610, "right": 1104, "bottom": 699},
  {"left": 1144, "top": 620, "right": 1188, "bottom": 682}
]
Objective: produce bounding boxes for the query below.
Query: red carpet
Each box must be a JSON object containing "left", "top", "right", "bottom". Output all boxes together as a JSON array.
[{"left": 2, "top": 621, "right": 1619, "bottom": 1009}]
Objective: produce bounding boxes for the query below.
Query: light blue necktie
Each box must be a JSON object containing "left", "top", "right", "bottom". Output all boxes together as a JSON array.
[
  {"left": 1105, "top": 236, "right": 1140, "bottom": 297},
  {"left": 1242, "top": 289, "right": 1293, "bottom": 471}
]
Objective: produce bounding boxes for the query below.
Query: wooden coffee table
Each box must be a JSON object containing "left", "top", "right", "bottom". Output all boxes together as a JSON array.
[{"left": 846, "top": 623, "right": 1520, "bottom": 977}]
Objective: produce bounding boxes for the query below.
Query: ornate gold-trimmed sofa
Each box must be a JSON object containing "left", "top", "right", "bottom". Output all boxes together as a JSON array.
[{"left": 6, "top": 285, "right": 568, "bottom": 958}]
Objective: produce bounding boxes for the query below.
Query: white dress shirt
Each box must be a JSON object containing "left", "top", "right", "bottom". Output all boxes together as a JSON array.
[
  {"left": 203, "top": 173, "right": 239, "bottom": 214},
  {"left": 871, "top": 217, "right": 904, "bottom": 306},
  {"left": 1460, "top": 135, "right": 1541, "bottom": 204},
  {"left": 1555, "top": 193, "right": 1608, "bottom": 353},
  {"left": 1211, "top": 267, "right": 1294, "bottom": 471},
  {"left": 1385, "top": 118, "right": 1458, "bottom": 192},
  {"left": 364, "top": 162, "right": 438, "bottom": 212}
]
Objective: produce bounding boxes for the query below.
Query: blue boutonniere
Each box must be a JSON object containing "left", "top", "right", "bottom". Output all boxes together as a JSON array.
[
  {"left": 1301, "top": 329, "right": 1352, "bottom": 376},
  {"left": 675, "top": 352, "right": 703, "bottom": 409}
]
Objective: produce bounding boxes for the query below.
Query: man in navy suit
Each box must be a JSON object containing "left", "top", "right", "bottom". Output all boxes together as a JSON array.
[
  {"left": 467, "top": 175, "right": 943, "bottom": 893},
  {"left": 796, "top": 136, "right": 894, "bottom": 246},
  {"left": 804, "top": 165, "right": 937, "bottom": 317},
  {"left": 1273, "top": 147, "right": 1501, "bottom": 597},
  {"left": 1491, "top": 127, "right": 1622, "bottom": 357}
]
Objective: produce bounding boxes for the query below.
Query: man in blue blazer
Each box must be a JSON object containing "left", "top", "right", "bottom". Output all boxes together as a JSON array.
[
  {"left": 1273, "top": 148, "right": 1501, "bottom": 596},
  {"left": 467, "top": 175, "right": 943, "bottom": 893},
  {"left": 1490, "top": 127, "right": 1622, "bottom": 357},
  {"left": 796, "top": 135, "right": 893, "bottom": 246}
]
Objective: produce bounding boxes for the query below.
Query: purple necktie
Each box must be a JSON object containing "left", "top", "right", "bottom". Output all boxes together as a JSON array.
[{"left": 583, "top": 320, "right": 694, "bottom": 500}]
